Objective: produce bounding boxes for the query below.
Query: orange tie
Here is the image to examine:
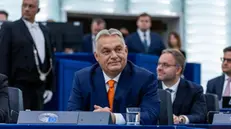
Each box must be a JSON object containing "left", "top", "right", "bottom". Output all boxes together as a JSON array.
[{"left": 108, "top": 80, "right": 115, "bottom": 111}]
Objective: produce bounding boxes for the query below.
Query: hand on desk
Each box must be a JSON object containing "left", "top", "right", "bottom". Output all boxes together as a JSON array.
[
  {"left": 173, "top": 114, "right": 187, "bottom": 124},
  {"left": 93, "top": 105, "right": 116, "bottom": 124}
]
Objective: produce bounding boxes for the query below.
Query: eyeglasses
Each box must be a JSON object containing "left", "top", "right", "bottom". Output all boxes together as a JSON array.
[
  {"left": 157, "top": 62, "right": 177, "bottom": 69},
  {"left": 221, "top": 57, "right": 231, "bottom": 63}
]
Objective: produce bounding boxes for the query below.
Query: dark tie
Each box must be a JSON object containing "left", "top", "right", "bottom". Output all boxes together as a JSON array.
[
  {"left": 143, "top": 33, "right": 148, "bottom": 52},
  {"left": 165, "top": 88, "right": 173, "bottom": 94}
]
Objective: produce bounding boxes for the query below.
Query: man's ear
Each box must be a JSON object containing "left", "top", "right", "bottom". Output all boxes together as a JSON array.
[{"left": 37, "top": 8, "right": 40, "bottom": 13}]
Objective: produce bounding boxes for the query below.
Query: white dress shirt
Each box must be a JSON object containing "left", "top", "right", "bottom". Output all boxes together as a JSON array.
[
  {"left": 102, "top": 72, "right": 125, "bottom": 124},
  {"left": 23, "top": 19, "right": 45, "bottom": 63},
  {"left": 222, "top": 74, "right": 231, "bottom": 96},
  {"left": 137, "top": 29, "right": 151, "bottom": 47},
  {"left": 162, "top": 78, "right": 190, "bottom": 124}
]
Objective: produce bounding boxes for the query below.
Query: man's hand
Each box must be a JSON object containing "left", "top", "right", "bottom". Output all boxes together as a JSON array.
[
  {"left": 93, "top": 105, "right": 116, "bottom": 124},
  {"left": 173, "top": 114, "right": 180, "bottom": 124}
]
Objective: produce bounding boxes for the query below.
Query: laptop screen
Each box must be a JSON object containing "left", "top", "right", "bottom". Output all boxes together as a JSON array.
[{"left": 222, "top": 97, "right": 231, "bottom": 108}]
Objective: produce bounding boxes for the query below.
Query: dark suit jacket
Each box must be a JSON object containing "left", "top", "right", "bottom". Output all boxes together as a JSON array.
[
  {"left": 82, "top": 33, "right": 93, "bottom": 52},
  {"left": 206, "top": 75, "right": 224, "bottom": 100},
  {"left": 67, "top": 61, "right": 160, "bottom": 125},
  {"left": 158, "top": 78, "right": 207, "bottom": 123},
  {"left": 0, "top": 74, "right": 9, "bottom": 123},
  {"left": 125, "top": 32, "right": 165, "bottom": 56},
  {"left": 0, "top": 19, "right": 54, "bottom": 90}
]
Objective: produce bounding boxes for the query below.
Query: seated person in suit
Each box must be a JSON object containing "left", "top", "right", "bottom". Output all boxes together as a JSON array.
[
  {"left": 167, "top": 32, "right": 186, "bottom": 58},
  {"left": 157, "top": 49, "right": 206, "bottom": 124},
  {"left": 68, "top": 28, "right": 160, "bottom": 125},
  {"left": 82, "top": 18, "right": 106, "bottom": 52},
  {"left": 0, "top": 73, "right": 9, "bottom": 123},
  {"left": 207, "top": 46, "right": 231, "bottom": 100},
  {"left": 125, "top": 12, "right": 165, "bottom": 56}
]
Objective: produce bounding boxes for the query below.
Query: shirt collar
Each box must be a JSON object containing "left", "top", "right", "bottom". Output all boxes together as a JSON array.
[
  {"left": 103, "top": 71, "right": 121, "bottom": 84},
  {"left": 22, "top": 18, "right": 38, "bottom": 29},
  {"left": 137, "top": 29, "right": 150, "bottom": 36},
  {"left": 225, "top": 74, "right": 231, "bottom": 80},
  {"left": 162, "top": 78, "right": 181, "bottom": 93}
]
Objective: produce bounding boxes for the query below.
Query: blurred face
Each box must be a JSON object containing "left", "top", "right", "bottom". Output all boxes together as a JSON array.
[
  {"left": 0, "top": 14, "right": 7, "bottom": 21},
  {"left": 22, "top": 0, "right": 39, "bottom": 22},
  {"left": 169, "top": 34, "right": 178, "bottom": 47},
  {"left": 137, "top": 16, "right": 151, "bottom": 31},
  {"left": 94, "top": 35, "right": 128, "bottom": 77},
  {"left": 91, "top": 22, "right": 105, "bottom": 35},
  {"left": 157, "top": 53, "right": 182, "bottom": 83},
  {"left": 222, "top": 52, "right": 231, "bottom": 75}
]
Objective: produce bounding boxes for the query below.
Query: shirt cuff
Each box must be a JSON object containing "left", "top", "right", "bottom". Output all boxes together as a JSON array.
[
  {"left": 114, "top": 113, "right": 126, "bottom": 125},
  {"left": 182, "top": 115, "right": 190, "bottom": 124}
]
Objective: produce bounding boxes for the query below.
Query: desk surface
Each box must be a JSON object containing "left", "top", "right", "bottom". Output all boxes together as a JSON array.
[{"left": 0, "top": 124, "right": 200, "bottom": 129}]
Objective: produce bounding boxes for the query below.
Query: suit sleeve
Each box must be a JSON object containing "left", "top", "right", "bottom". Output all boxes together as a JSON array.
[
  {"left": 67, "top": 72, "right": 83, "bottom": 111},
  {"left": 0, "top": 74, "right": 9, "bottom": 123},
  {"left": 186, "top": 86, "right": 207, "bottom": 123},
  {"left": 140, "top": 74, "right": 160, "bottom": 125},
  {"left": 0, "top": 22, "right": 12, "bottom": 79},
  {"left": 206, "top": 80, "right": 213, "bottom": 93}
]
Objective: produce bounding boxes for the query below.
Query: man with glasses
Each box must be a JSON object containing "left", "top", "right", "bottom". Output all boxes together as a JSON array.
[
  {"left": 157, "top": 49, "right": 206, "bottom": 124},
  {"left": 125, "top": 13, "right": 165, "bottom": 56},
  {"left": 207, "top": 46, "right": 231, "bottom": 100}
]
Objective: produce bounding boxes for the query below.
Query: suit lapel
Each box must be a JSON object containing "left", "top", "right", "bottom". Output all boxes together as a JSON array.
[
  {"left": 148, "top": 33, "right": 155, "bottom": 52},
  {"left": 217, "top": 75, "right": 225, "bottom": 99},
  {"left": 113, "top": 62, "right": 133, "bottom": 112},
  {"left": 91, "top": 66, "right": 109, "bottom": 108},
  {"left": 19, "top": 19, "right": 35, "bottom": 46},
  {"left": 135, "top": 32, "right": 145, "bottom": 52},
  {"left": 173, "top": 79, "right": 188, "bottom": 115}
]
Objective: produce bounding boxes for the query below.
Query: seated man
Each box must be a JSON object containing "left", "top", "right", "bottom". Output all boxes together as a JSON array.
[
  {"left": 207, "top": 46, "right": 231, "bottom": 101},
  {"left": 157, "top": 49, "right": 207, "bottom": 124},
  {"left": 0, "top": 73, "right": 9, "bottom": 123},
  {"left": 68, "top": 28, "right": 160, "bottom": 125}
]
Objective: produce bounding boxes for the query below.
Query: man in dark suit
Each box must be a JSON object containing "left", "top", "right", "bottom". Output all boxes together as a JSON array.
[
  {"left": 0, "top": 0, "right": 54, "bottom": 110},
  {"left": 0, "top": 74, "right": 9, "bottom": 123},
  {"left": 82, "top": 18, "right": 106, "bottom": 52},
  {"left": 68, "top": 28, "right": 160, "bottom": 125},
  {"left": 125, "top": 13, "right": 165, "bottom": 56},
  {"left": 157, "top": 49, "right": 206, "bottom": 124},
  {"left": 207, "top": 46, "right": 231, "bottom": 100}
]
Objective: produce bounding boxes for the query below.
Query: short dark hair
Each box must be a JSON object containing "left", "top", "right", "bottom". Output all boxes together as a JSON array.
[
  {"left": 137, "top": 12, "right": 152, "bottom": 21},
  {"left": 0, "top": 10, "right": 8, "bottom": 19},
  {"left": 223, "top": 46, "right": 231, "bottom": 53},
  {"left": 162, "top": 49, "right": 186, "bottom": 74},
  {"left": 92, "top": 18, "right": 106, "bottom": 26}
]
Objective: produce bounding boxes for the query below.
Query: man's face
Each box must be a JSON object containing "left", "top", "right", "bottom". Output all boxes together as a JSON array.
[
  {"left": 22, "top": 0, "right": 39, "bottom": 22},
  {"left": 0, "top": 14, "right": 7, "bottom": 21},
  {"left": 94, "top": 35, "right": 128, "bottom": 75},
  {"left": 137, "top": 16, "right": 151, "bottom": 31},
  {"left": 91, "top": 22, "right": 105, "bottom": 35},
  {"left": 157, "top": 53, "right": 181, "bottom": 81},
  {"left": 222, "top": 52, "right": 231, "bottom": 74}
]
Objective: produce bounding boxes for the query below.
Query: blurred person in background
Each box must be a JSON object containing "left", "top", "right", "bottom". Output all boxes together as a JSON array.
[
  {"left": 82, "top": 18, "right": 106, "bottom": 53},
  {"left": 119, "top": 27, "right": 129, "bottom": 38},
  {"left": 0, "top": 10, "right": 8, "bottom": 21},
  {"left": 207, "top": 46, "right": 231, "bottom": 101},
  {"left": 68, "top": 28, "right": 160, "bottom": 125},
  {"left": 125, "top": 13, "right": 165, "bottom": 56},
  {"left": 0, "top": 0, "right": 54, "bottom": 110},
  {"left": 168, "top": 32, "right": 186, "bottom": 58},
  {"left": 157, "top": 49, "right": 206, "bottom": 124}
]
